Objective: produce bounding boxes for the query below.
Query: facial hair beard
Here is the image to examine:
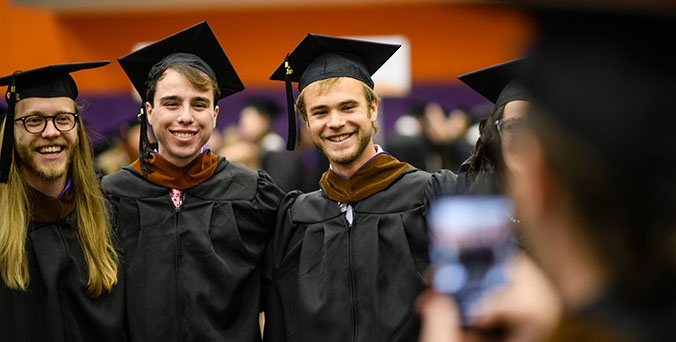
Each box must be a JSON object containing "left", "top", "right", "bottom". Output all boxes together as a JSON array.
[
  {"left": 15, "top": 140, "right": 76, "bottom": 181},
  {"left": 313, "top": 125, "right": 373, "bottom": 166}
]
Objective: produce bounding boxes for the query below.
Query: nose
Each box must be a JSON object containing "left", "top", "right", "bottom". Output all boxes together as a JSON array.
[
  {"left": 176, "top": 104, "right": 195, "bottom": 125},
  {"left": 41, "top": 118, "right": 61, "bottom": 138},
  {"left": 326, "top": 110, "right": 345, "bottom": 129}
]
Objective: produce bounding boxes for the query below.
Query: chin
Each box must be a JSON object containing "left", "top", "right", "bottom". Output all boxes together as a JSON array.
[
  {"left": 327, "top": 149, "right": 361, "bottom": 165},
  {"left": 34, "top": 166, "right": 68, "bottom": 181}
]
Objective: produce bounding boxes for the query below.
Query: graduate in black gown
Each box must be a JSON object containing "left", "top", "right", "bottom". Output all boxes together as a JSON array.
[
  {"left": 454, "top": 58, "right": 530, "bottom": 195},
  {"left": 102, "top": 22, "right": 284, "bottom": 342},
  {"left": 264, "top": 34, "right": 457, "bottom": 342},
  {"left": 0, "top": 62, "right": 126, "bottom": 341}
]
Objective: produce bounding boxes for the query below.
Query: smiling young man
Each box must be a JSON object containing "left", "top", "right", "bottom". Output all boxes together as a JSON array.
[
  {"left": 264, "top": 34, "right": 457, "bottom": 342},
  {"left": 0, "top": 62, "right": 125, "bottom": 341},
  {"left": 102, "top": 22, "right": 284, "bottom": 342}
]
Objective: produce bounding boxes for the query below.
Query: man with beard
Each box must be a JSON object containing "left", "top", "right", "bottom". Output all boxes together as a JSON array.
[
  {"left": 103, "top": 22, "right": 284, "bottom": 341},
  {"left": 0, "top": 62, "right": 125, "bottom": 341},
  {"left": 264, "top": 34, "right": 457, "bottom": 342}
]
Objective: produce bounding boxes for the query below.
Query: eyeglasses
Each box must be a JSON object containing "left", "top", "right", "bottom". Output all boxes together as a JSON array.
[
  {"left": 494, "top": 117, "right": 525, "bottom": 138},
  {"left": 14, "top": 113, "right": 79, "bottom": 134}
]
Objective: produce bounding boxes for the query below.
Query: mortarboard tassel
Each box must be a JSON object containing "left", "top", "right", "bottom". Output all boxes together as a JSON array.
[
  {"left": 284, "top": 54, "right": 297, "bottom": 151},
  {"left": 137, "top": 106, "right": 156, "bottom": 176},
  {"left": 0, "top": 76, "right": 19, "bottom": 183}
]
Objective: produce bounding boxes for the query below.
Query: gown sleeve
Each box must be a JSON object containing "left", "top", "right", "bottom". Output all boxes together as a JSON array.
[
  {"left": 253, "top": 169, "right": 286, "bottom": 236},
  {"left": 261, "top": 190, "right": 302, "bottom": 341},
  {"left": 423, "top": 169, "right": 458, "bottom": 211}
]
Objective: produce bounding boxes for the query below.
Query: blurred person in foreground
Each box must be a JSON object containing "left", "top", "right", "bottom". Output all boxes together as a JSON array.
[
  {"left": 0, "top": 62, "right": 125, "bottom": 341},
  {"left": 419, "top": 5, "right": 676, "bottom": 342},
  {"left": 265, "top": 34, "right": 457, "bottom": 342},
  {"left": 103, "top": 22, "right": 283, "bottom": 341}
]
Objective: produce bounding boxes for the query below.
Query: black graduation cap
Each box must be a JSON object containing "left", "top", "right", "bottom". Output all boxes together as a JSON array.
[
  {"left": 117, "top": 21, "right": 244, "bottom": 173},
  {"left": 0, "top": 61, "right": 110, "bottom": 183},
  {"left": 270, "top": 33, "right": 400, "bottom": 150},
  {"left": 119, "top": 21, "right": 243, "bottom": 102},
  {"left": 458, "top": 58, "right": 529, "bottom": 110},
  {"left": 520, "top": 5, "right": 676, "bottom": 198}
]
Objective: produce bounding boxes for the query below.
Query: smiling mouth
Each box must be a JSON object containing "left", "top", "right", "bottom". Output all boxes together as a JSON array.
[
  {"left": 171, "top": 131, "right": 196, "bottom": 138},
  {"left": 37, "top": 145, "right": 64, "bottom": 154},
  {"left": 327, "top": 133, "right": 352, "bottom": 142}
]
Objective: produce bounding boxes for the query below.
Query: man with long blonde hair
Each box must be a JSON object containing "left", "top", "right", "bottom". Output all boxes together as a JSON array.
[{"left": 0, "top": 62, "right": 125, "bottom": 341}]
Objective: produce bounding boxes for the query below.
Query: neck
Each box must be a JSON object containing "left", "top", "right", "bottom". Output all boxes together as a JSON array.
[
  {"left": 533, "top": 215, "right": 607, "bottom": 313},
  {"left": 157, "top": 146, "right": 202, "bottom": 168},
  {"left": 330, "top": 142, "right": 377, "bottom": 178},
  {"left": 21, "top": 168, "right": 68, "bottom": 198}
]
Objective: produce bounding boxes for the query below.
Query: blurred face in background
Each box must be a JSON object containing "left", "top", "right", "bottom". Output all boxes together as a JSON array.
[{"left": 238, "top": 106, "right": 271, "bottom": 143}]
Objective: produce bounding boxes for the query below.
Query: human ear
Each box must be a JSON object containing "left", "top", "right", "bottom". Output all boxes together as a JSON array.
[
  {"left": 369, "top": 99, "right": 379, "bottom": 122},
  {"left": 145, "top": 102, "right": 153, "bottom": 127},
  {"left": 213, "top": 105, "right": 220, "bottom": 128}
]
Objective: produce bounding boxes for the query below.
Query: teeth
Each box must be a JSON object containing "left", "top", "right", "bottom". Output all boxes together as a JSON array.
[
  {"left": 174, "top": 132, "right": 196, "bottom": 138},
  {"left": 329, "top": 134, "right": 351, "bottom": 142},
  {"left": 38, "top": 146, "right": 62, "bottom": 153}
]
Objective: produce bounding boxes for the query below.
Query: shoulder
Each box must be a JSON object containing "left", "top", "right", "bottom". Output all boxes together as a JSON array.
[
  {"left": 101, "top": 166, "right": 164, "bottom": 198},
  {"left": 367, "top": 168, "right": 434, "bottom": 199},
  {"left": 427, "top": 169, "right": 458, "bottom": 192},
  {"left": 287, "top": 190, "right": 343, "bottom": 224},
  {"left": 191, "top": 157, "right": 282, "bottom": 202},
  {"left": 353, "top": 168, "right": 457, "bottom": 213},
  {"left": 209, "top": 157, "right": 259, "bottom": 184}
]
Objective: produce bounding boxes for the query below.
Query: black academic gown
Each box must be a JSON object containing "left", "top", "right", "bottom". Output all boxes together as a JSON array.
[
  {"left": 102, "top": 157, "right": 283, "bottom": 342},
  {"left": 0, "top": 215, "right": 127, "bottom": 342},
  {"left": 264, "top": 168, "right": 457, "bottom": 342}
]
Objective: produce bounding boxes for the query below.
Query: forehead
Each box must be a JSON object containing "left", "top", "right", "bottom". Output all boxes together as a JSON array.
[
  {"left": 502, "top": 100, "right": 529, "bottom": 121},
  {"left": 14, "top": 96, "right": 76, "bottom": 115},
  {"left": 303, "top": 77, "right": 365, "bottom": 107},
  {"left": 154, "top": 68, "right": 214, "bottom": 101}
]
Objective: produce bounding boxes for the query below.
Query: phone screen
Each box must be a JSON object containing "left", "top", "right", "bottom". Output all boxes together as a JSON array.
[{"left": 427, "top": 196, "right": 517, "bottom": 322}]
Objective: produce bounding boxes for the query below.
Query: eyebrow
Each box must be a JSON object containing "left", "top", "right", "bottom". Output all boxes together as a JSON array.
[
  {"left": 159, "top": 95, "right": 182, "bottom": 103},
  {"left": 21, "top": 109, "right": 75, "bottom": 117},
  {"left": 309, "top": 99, "right": 360, "bottom": 113},
  {"left": 191, "top": 96, "right": 212, "bottom": 105},
  {"left": 160, "top": 95, "right": 212, "bottom": 106}
]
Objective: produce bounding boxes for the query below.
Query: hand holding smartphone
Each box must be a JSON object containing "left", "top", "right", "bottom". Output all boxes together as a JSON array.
[{"left": 427, "top": 196, "right": 517, "bottom": 325}]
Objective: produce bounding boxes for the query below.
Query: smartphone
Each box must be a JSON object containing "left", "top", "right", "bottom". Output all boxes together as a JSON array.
[{"left": 427, "top": 196, "right": 517, "bottom": 323}]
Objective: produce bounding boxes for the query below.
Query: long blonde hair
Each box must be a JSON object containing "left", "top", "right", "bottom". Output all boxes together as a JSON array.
[{"left": 0, "top": 106, "right": 119, "bottom": 297}]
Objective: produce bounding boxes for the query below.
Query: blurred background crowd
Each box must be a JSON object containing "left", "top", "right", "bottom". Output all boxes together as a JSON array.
[{"left": 0, "top": 0, "right": 532, "bottom": 189}]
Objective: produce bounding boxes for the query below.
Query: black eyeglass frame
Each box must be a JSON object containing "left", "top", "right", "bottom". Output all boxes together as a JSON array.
[{"left": 14, "top": 113, "right": 79, "bottom": 134}]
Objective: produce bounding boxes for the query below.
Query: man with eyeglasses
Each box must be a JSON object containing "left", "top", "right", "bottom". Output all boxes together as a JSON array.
[{"left": 0, "top": 62, "right": 126, "bottom": 341}]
